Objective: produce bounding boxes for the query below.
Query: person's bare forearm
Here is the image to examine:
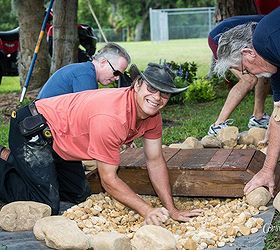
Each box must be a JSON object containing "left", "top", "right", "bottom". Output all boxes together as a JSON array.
[
  {"left": 216, "top": 71, "right": 256, "bottom": 124},
  {"left": 262, "top": 118, "right": 280, "bottom": 172},
  {"left": 100, "top": 172, "right": 151, "bottom": 217},
  {"left": 216, "top": 83, "right": 245, "bottom": 123},
  {"left": 147, "top": 158, "right": 176, "bottom": 212}
]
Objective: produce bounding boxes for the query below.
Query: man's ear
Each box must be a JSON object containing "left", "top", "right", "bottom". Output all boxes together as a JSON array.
[
  {"left": 134, "top": 80, "right": 141, "bottom": 92},
  {"left": 241, "top": 48, "right": 256, "bottom": 58},
  {"left": 99, "top": 57, "right": 107, "bottom": 67}
]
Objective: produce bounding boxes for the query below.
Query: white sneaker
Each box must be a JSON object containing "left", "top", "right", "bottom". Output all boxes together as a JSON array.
[
  {"left": 208, "top": 119, "right": 234, "bottom": 136},
  {"left": 248, "top": 113, "right": 270, "bottom": 129}
]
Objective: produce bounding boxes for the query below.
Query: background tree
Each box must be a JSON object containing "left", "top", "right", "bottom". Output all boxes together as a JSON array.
[
  {"left": 107, "top": 0, "right": 215, "bottom": 41},
  {"left": 77, "top": 0, "right": 215, "bottom": 42},
  {"left": 6, "top": 0, "right": 236, "bottom": 92},
  {"left": 215, "top": 0, "right": 257, "bottom": 22},
  {"left": 50, "top": 0, "right": 79, "bottom": 74},
  {"left": 12, "top": 0, "right": 50, "bottom": 90},
  {"left": 78, "top": 0, "right": 110, "bottom": 30}
]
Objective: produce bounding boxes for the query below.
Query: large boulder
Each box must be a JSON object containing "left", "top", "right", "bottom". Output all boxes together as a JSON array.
[
  {"left": 181, "top": 137, "right": 204, "bottom": 149},
  {"left": 201, "top": 135, "right": 222, "bottom": 148},
  {"left": 169, "top": 137, "right": 203, "bottom": 149},
  {"left": 248, "top": 127, "right": 266, "bottom": 146},
  {"left": 0, "top": 201, "right": 51, "bottom": 231},
  {"left": 238, "top": 131, "right": 254, "bottom": 146},
  {"left": 92, "top": 232, "right": 131, "bottom": 250},
  {"left": 273, "top": 192, "right": 280, "bottom": 213},
  {"left": 246, "top": 187, "right": 271, "bottom": 208},
  {"left": 33, "top": 215, "right": 92, "bottom": 249},
  {"left": 217, "top": 126, "right": 239, "bottom": 148},
  {"left": 131, "top": 225, "right": 176, "bottom": 250}
]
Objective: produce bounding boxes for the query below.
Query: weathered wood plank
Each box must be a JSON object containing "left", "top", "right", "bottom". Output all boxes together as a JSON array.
[
  {"left": 86, "top": 148, "right": 280, "bottom": 197},
  {"left": 204, "top": 149, "right": 232, "bottom": 170},
  {"left": 88, "top": 168, "right": 252, "bottom": 197},
  {"left": 169, "top": 169, "right": 252, "bottom": 197},
  {"left": 246, "top": 150, "right": 280, "bottom": 193},
  {"left": 221, "top": 149, "right": 255, "bottom": 170},
  {"left": 87, "top": 170, "right": 104, "bottom": 193},
  {"left": 246, "top": 150, "right": 265, "bottom": 175},
  {"left": 119, "top": 147, "right": 180, "bottom": 169},
  {"left": 163, "top": 147, "right": 180, "bottom": 163},
  {"left": 168, "top": 149, "right": 218, "bottom": 169},
  {"left": 120, "top": 148, "right": 145, "bottom": 167}
]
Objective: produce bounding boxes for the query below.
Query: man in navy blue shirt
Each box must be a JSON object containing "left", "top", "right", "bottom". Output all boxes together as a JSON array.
[
  {"left": 214, "top": 7, "right": 280, "bottom": 196},
  {"left": 37, "top": 42, "right": 131, "bottom": 99},
  {"left": 207, "top": 15, "right": 271, "bottom": 136}
]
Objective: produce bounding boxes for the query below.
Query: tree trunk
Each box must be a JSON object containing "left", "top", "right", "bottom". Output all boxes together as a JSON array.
[
  {"left": 134, "top": 20, "right": 144, "bottom": 41},
  {"left": 134, "top": 10, "right": 149, "bottom": 42},
  {"left": 215, "top": 0, "right": 257, "bottom": 22},
  {"left": 13, "top": 0, "right": 50, "bottom": 90},
  {"left": 50, "top": 0, "right": 78, "bottom": 75}
]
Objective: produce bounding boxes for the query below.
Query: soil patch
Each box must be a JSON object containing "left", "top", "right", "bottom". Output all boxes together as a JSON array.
[
  {"left": 0, "top": 90, "right": 38, "bottom": 123},
  {"left": 162, "top": 118, "right": 180, "bottom": 128}
]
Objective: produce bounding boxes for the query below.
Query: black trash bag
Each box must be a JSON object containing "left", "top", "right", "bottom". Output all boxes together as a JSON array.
[{"left": 118, "top": 71, "right": 132, "bottom": 87}]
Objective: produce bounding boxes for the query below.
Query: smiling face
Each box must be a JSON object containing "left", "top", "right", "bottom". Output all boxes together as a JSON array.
[{"left": 134, "top": 79, "right": 170, "bottom": 120}]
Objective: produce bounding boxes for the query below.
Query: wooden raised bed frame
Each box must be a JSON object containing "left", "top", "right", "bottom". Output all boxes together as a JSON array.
[{"left": 86, "top": 148, "right": 280, "bottom": 197}]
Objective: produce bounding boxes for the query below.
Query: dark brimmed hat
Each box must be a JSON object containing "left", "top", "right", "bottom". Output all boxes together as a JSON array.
[{"left": 129, "top": 63, "right": 188, "bottom": 94}]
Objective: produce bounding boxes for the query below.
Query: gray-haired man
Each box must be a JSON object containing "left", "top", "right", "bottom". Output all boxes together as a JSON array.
[
  {"left": 37, "top": 42, "right": 131, "bottom": 99},
  {"left": 214, "top": 7, "right": 280, "bottom": 196}
]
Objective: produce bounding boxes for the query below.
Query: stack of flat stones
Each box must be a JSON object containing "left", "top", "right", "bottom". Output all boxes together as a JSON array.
[{"left": 168, "top": 127, "right": 267, "bottom": 152}]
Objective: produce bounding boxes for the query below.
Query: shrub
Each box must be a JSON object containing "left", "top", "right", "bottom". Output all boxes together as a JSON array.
[
  {"left": 163, "top": 60, "right": 198, "bottom": 104},
  {"left": 185, "top": 78, "right": 215, "bottom": 102},
  {"left": 165, "top": 61, "right": 197, "bottom": 84}
]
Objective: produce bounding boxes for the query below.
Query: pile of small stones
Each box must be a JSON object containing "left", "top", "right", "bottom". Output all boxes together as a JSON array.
[
  {"left": 74, "top": 126, "right": 270, "bottom": 249},
  {"left": 63, "top": 193, "right": 266, "bottom": 250}
]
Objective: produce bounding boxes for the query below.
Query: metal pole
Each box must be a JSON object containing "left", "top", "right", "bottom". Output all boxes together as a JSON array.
[
  {"left": 19, "top": 0, "right": 55, "bottom": 103},
  {"left": 208, "top": 7, "right": 212, "bottom": 35},
  {"left": 87, "top": 0, "right": 108, "bottom": 43}
]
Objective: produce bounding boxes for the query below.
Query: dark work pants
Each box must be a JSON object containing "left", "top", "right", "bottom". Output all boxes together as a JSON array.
[{"left": 0, "top": 105, "right": 91, "bottom": 214}]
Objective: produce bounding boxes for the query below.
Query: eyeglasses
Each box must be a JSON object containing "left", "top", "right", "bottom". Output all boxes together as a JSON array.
[
  {"left": 144, "top": 82, "right": 170, "bottom": 99},
  {"left": 107, "top": 60, "right": 122, "bottom": 77}
]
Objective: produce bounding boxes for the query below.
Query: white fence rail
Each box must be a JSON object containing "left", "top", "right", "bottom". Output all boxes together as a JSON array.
[{"left": 150, "top": 7, "right": 215, "bottom": 41}]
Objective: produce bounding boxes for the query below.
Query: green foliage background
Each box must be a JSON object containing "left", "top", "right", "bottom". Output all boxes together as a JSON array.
[
  {"left": 0, "top": 0, "right": 18, "bottom": 30},
  {"left": 0, "top": 0, "right": 215, "bottom": 40}
]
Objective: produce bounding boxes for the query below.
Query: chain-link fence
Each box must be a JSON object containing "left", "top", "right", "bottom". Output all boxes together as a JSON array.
[
  {"left": 92, "top": 7, "right": 215, "bottom": 42},
  {"left": 93, "top": 28, "right": 129, "bottom": 42},
  {"left": 150, "top": 7, "right": 215, "bottom": 41}
]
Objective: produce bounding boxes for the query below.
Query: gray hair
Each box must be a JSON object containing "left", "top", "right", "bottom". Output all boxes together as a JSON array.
[
  {"left": 214, "top": 22, "right": 256, "bottom": 77},
  {"left": 93, "top": 42, "right": 131, "bottom": 64}
]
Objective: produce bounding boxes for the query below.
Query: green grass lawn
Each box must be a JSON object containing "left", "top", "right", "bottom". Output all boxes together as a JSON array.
[
  {"left": 0, "top": 39, "right": 279, "bottom": 249},
  {"left": 97, "top": 39, "right": 211, "bottom": 77},
  {"left": 0, "top": 39, "right": 211, "bottom": 90},
  {"left": 0, "top": 76, "right": 20, "bottom": 93}
]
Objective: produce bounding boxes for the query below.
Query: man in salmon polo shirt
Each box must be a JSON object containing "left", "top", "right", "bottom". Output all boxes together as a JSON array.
[{"left": 0, "top": 63, "right": 202, "bottom": 225}]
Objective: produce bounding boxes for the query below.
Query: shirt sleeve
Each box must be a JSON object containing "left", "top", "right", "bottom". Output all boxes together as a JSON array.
[
  {"left": 87, "top": 114, "right": 126, "bottom": 165},
  {"left": 143, "top": 113, "right": 162, "bottom": 139}
]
